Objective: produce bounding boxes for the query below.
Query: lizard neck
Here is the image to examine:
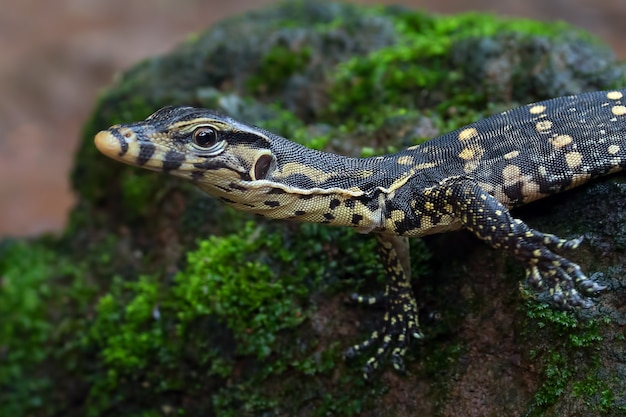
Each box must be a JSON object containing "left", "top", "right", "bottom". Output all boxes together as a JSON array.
[{"left": 195, "top": 134, "right": 429, "bottom": 232}]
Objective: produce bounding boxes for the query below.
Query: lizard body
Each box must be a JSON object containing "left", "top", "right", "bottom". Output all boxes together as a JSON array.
[{"left": 95, "top": 89, "right": 625, "bottom": 377}]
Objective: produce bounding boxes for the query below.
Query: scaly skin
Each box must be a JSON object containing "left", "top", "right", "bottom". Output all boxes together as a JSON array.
[{"left": 94, "top": 89, "right": 626, "bottom": 378}]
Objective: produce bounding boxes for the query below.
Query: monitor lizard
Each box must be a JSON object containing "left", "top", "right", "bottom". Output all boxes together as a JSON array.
[{"left": 94, "top": 89, "right": 625, "bottom": 378}]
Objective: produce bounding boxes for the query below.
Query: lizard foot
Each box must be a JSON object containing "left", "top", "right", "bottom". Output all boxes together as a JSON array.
[
  {"left": 344, "top": 288, "right": 424, "bottom": 379},
  {"left": 519, "top": 228, "right": 605, "bottom": 308}
]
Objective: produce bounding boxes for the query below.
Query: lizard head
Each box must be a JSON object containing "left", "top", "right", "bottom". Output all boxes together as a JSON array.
[
  {"left": 95, "top": 105, "right": 373, "bottom": 222},
  {"left": 94, "top": 106, "right": 277, "bottom": 193}
]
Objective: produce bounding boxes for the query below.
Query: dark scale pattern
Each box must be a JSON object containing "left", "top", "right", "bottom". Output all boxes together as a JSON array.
[
  {"left": 162, "top": 150, "right": 185, "bottom": 171},
  {"left": 136, "top": 142, "right": 156, "bottom": 165},
  {"left": 94, "top": 89, "right": 626, "bottom": 379},
  {"left": 263, "top": 200, "right": 280, "bottom": 208}
]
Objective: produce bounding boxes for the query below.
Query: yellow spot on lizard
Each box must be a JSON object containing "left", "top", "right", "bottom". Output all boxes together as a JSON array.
[
  {"left": 536, "top": 120, "right": 553, "bottom": 132},
  {"left": 459, "top": 147, "right": 475, "bottom": 160},
  {"left": 550, "top": 134, "right": 573, "bottom": 148},
  {"left": 565, "top": 152, "right": 583, "bottom": 169},
  {"left": 611, "top": 105, "right": 626, "bottom": 116},
  {"left": 607, "top": 91, "right": 623, "bottom": 100},
  {"left": 458, "top": 127, "right": 479, "bottom": 141},
  {"left": 529, "top": 105, "right": 546, "bottom": 114}
]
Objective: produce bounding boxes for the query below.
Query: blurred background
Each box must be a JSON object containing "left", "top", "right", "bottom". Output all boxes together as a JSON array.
[{"left": 1, "top": 0, "right": 625, "bottom": 238}]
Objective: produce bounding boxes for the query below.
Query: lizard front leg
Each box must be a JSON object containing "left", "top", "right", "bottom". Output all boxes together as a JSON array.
[
  {"left": 344, "top": 234, "right": 424, "bottom": 379},
  {"left": 443, "top": 178, "right": 605, "bottom": 308}
]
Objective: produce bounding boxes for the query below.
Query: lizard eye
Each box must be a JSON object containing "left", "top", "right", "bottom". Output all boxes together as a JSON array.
[{"left": 192, "top": 126, "right": 218, "bottom": 148}]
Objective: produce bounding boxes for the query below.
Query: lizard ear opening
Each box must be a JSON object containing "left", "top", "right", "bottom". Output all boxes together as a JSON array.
[{"left": 252, "top": 152, "right": 274, "bottom": 180}]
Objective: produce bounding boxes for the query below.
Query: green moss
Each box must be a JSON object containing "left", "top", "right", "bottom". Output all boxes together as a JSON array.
[
  {"left": 572, "top": 373, "right": 624, "bottom": 414},
  {"left": 521, "top": 302, "right": 622, "bottom": 414},
  {"left": 523, "top": 302, "right": 605, "bottom": 348},
  {"left": 0, "top": 241, "right": 55, "bottom": 414},
  {"left": 85, "top": 223, "right": 312, "bottom": 410},
  {"left": 80, "top": 220, "right": 391, "bottom": 415},
  {"left": 174, "top": 222, "right": 309, "bottom": 359},
  {"left": 91, "top": 275, "right": 168, "bottom": 370},
  {"left": 247, "top": 44, "right": 312, "bottom": 94},
  {"left": 0, "top": 239, "right": 94, "bottom": 417},
  {"left": 118, "top": 171, "right": 162, "bottom": 220},
  {"left": 326, "top": 10, "right": 616, "bottom": 128}
]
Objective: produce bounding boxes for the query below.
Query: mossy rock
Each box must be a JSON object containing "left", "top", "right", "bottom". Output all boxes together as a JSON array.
[{"left": 2, "top": 1, "right": 626, "bottom": 416}]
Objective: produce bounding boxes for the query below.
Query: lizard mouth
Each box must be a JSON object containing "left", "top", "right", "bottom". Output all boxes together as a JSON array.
[
  {"left": 95, "top": 127, "right": 189, "bottom": 172},
  {"left": 94, "top": 129, "right": 130, "bottom": 161}
]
